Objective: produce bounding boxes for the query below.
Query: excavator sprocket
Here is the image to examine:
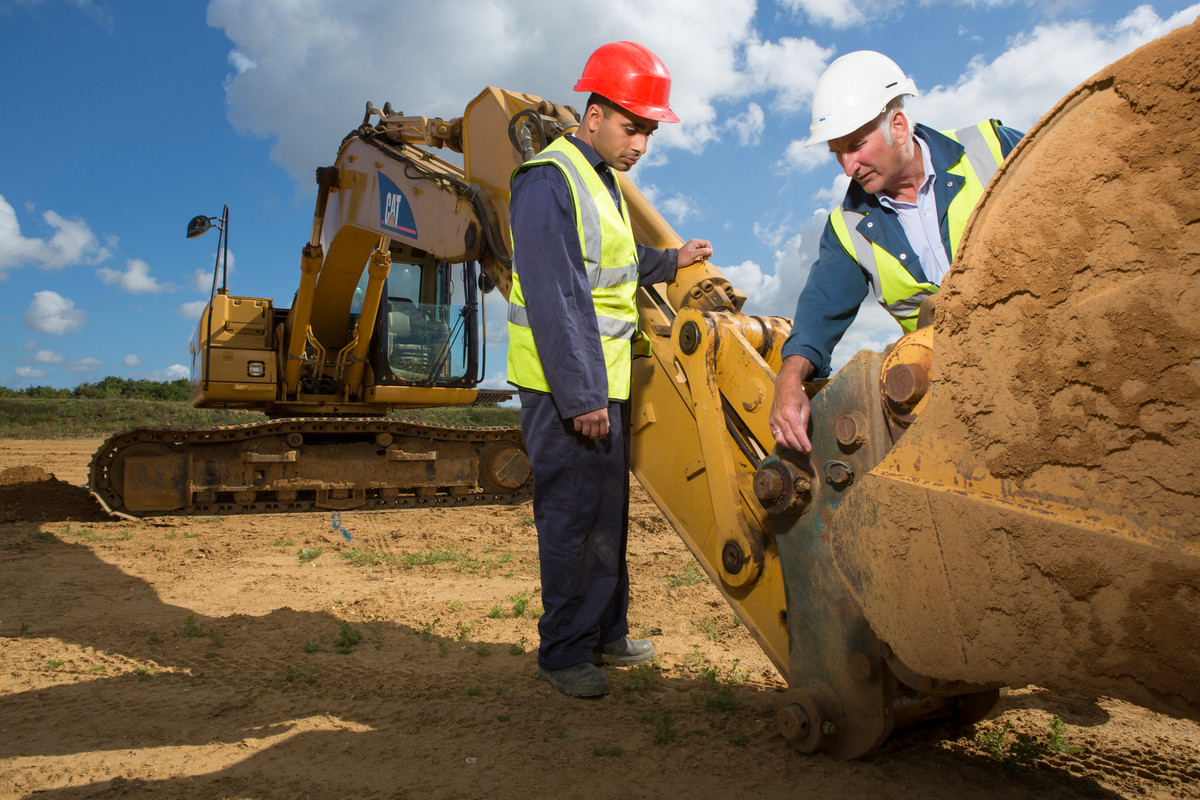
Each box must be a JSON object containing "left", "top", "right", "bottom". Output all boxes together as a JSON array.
[{"left": 89, "top": 418, "right": 532, "bottom": 518}]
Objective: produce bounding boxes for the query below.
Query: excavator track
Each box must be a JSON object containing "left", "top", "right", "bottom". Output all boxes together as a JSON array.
[{"left": 89, "top": 418, "right": 532, "bottom": 518}]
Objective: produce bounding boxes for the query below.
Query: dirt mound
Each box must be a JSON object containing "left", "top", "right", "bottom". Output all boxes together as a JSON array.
[{"left": 0, "top": 464, "right": 109, "bottom": 523}]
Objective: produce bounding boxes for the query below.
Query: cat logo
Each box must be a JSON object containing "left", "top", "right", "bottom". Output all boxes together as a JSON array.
[{"left": 378, "top": 171, "right": 417, "bottom": 237}]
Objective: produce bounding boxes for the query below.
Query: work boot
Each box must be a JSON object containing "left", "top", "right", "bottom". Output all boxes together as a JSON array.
[
  {"left": 594, "top": 636, "right": 656, "bottom": 667},
  {"left": 538, "top": 662, "right": 610, "bottom": 697}
]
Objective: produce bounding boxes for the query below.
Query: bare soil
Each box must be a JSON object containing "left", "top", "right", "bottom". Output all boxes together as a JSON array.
[{"left": 0, "top": 439, "right": 1198, "bottom": 799}]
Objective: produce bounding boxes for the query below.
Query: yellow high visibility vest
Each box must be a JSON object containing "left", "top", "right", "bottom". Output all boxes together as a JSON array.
[
  {"left": 507, "top": 138, "right": 640, "bottom": 399},
  {"left": 831, "top": 121, "right": 1007, "bottom": 332}
]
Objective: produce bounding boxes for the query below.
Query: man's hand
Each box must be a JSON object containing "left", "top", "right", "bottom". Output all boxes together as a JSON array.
[
  {"left": 677, "top": 238, "right": 713, "bottom": 267},
  {"left": 574, "top": 407, "right": 610, "bottom": 439},
  {"left": 769, "top": 355, "right": 814, "bottom": 453}
]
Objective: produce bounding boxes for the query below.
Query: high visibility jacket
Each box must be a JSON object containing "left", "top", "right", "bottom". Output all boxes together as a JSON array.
[
  {"left": 781, "top": 121, "right": 1023, "bottom": 379},
  {"left": 507, "top": 137, "right": 640, "bottom": 400},
  {"left": 829, "top": 120, "right": 1009, "bottom": 332}
]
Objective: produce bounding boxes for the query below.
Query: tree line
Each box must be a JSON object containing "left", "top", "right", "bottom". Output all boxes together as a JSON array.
[{"left": 0, "top": 377, "right": 191, "bottom": 401}]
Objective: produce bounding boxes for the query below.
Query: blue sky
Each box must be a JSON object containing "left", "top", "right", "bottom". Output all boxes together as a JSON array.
[{"left": 1, "top": 0, "right": 1196, "bottom": 392}]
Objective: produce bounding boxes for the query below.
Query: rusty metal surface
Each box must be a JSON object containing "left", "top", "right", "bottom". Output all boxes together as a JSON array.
[{"left": 89, "top": 418, "right": 531, "bottom": 518}]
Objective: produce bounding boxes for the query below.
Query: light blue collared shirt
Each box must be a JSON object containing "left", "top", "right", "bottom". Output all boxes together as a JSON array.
[{"left": 878, "top": 137, "right": 952, "bottom": 285}]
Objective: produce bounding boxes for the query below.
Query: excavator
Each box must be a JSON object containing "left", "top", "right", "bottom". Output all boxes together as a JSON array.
[{"left": 89, "top": 21, "right": 1199, "bottom": 759}]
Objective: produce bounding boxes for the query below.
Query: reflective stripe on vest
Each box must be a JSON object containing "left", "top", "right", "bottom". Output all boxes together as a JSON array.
[
  {"left": 506, "top": 138, "right": 640, "bottom": 399},
  {"left": 831, "top": 121, "right": 1006, "bottom": 332}
]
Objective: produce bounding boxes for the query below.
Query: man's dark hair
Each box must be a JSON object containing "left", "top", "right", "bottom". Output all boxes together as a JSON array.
[{"left": 586, "top": 92, "right": 618, "bottom": 118}]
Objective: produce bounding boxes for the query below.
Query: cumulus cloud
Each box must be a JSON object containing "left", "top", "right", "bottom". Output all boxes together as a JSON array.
[
  {"left": 204, "top": 0, "right": 816, "bottom": 182},
  {"left": 32, "top": 349, "right": 64, "bottom": 364},
  {"left": 24, "top": 291, "right": 87, "bottom": 335},
  {"left": 14, "top": 366, "right": 46, "bottom": 379},
  {"left": 725, "top": 102, "right": 765, "bottom": 146},
  {"left": 910, "top": 3, "right": 1200, "bottom": 132},
  {"left": 160, "top": 364, "right": 190, "bottom": 381},
  {"left": 123, "top": 354, "right": 143, "bottom": 367},
  {"left": 0, "top": 195, "right": 112, "bottom": 279},
  {"left": 97, "top": 258, "right": 172, "bottom": 293},
  {"left": 179, "top": 300, "right": 208, "bottom": 319}
]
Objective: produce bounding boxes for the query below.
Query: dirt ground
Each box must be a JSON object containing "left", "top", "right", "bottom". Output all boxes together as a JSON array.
[{"left": 0, "top": 439, "right": 1197, "bottom": 799}]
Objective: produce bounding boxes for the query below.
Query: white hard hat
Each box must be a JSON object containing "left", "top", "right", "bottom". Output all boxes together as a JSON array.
[{"left": 806, "top": 50, "right": 918, "bottom": 147}]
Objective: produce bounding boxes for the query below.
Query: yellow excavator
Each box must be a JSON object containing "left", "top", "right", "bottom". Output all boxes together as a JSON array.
[{"left": 89, "top": 21, "right": 1199, "bottom": 758}]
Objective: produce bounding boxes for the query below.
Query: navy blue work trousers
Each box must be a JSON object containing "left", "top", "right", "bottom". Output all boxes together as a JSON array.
[{"left": 519, "top": 390, "right": 631, "bottom": 670}]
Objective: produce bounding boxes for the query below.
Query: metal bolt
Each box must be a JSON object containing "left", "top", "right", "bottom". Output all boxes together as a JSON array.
[
  {"left": 753, "top": 468, "right": 785, "bottom": 506},
  {"left": 777, "top": 704, "right": 811, "bottom": 741},
  {"left": 722, "top": 541, "right": 746, "bottom": 574},
  {"left": 821, "top": 721, "right": 839, "bottom": 736},
  {"left": 678, "top": 320, "right": 701, "bottom": 355},
  {"left": 835, "top": 413, "right": 868, "bottom": 448},
  {"left": 884, "top": 362, "right": 930, "bottom": 406}
]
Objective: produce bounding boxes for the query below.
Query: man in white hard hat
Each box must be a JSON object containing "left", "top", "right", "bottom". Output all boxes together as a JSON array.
[{"left": 768, "top": 51, "right": 1022, "bottom": 452}]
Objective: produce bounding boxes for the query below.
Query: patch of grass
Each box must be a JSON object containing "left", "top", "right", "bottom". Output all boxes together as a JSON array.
[
  {"left": 334, "top": 621, "right": 362, "bottom": 654},
  {"left": 297, "top": 547, "right": 323, "bottom": 563},
  {"left": 487, "top": 605, "right": 503, "bottom": 619},
  {"left": 446, "top": 600, "right": 462, "bottom": 613},
  {"left": 466, "top": 685, "right": 484, "bottom": 697},
  {"left": 729, "top": 732, "right": 750, "bottom": 747},
  {"left": 510, "top": 590, "right": 532, "bottom": 616},
  {"left": 340, "top": 548, "right": 393, "bottom": 568},
  {"left": 45, "top": 659, "right": 65, "bottom": 669},
  {"left": 29, "top": 530, "right": 58, "bottom": 543},
  {"left": 593, "top": 746, "right": 624, "bottom": 757},
  {"left": 208, "top": 628, "right": 227, "bottom": 647},
  {"left": 667, "top": 562, "right": 706, "bottom": 587},
  {"left": 179, "top": 615, "right": 205, "bottom": 638},
  {"left": 272, "top": 538, "right": 295, "bottom": 547},
  {"left": 419, "top": 618, "right": 440, "bottom": 640},
  {"left": 474, "top": 642, "right": 492, "bottom": 657},
  {"left": 623, "top": 660, "right": 663, "bottom": 694},
  {"left": 148, "top": 630, "right": 162, "bottom": 643},
  {"left": 692, "top": 617, "right": 724, "bottom": 642},
  {"left": 86, "top": 665, "right": 107, "bottom": 673},
  {"left": 693, "top": 661, "right": 747, "bottom": 713},
  {"left": 302, "top": 636, "right": 323, "bottom": 653},
  {"left": 456, "top": 620, "right": 475, "bottom": 641},
  {"left": 649, "top": 712, "right": 675, "bottom": 744},
  {"left": 509, "top": 636, "right": 528, "bottom": 656},
  {"left": 281, "top": 664, "right": 319, "bottom": 684},
  {"left": 202, "top": 651, "right": 217, "bottom": 659},
  {"left": 974, "top": 715, "right": 1081, "bottom": 771}
]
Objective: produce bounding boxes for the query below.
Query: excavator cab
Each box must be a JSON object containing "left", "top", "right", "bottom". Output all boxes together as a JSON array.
[{"left": 356, "top": 247, "right": 481, "bottom": 390}]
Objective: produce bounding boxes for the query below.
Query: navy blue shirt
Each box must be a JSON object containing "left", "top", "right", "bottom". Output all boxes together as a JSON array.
[{"left": 509, "top": 134, "right": 678, "bottom": 418}]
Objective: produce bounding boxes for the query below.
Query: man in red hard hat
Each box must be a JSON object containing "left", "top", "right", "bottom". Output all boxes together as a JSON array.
[{"left": 507, "top": 41, "right": 712, "bottom": 698}]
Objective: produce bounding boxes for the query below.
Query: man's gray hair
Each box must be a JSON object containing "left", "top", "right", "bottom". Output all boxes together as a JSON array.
[{"left": 878, "top": 96, "right": 906, "bottom": 146}]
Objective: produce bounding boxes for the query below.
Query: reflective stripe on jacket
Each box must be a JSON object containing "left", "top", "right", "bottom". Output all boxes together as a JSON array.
[
  {"left": 830, "top": 120, "right": 1007, "bottom": 332},
  {"left": 507, "top": 137, "right": 640, "bottom": 399}
]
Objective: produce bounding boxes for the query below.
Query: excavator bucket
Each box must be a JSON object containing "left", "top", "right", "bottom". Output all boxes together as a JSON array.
[{"left": 820, "top": 18, "right": 1200, "bottom": 721}]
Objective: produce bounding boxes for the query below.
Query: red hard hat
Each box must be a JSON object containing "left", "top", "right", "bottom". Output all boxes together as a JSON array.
[{"left": 574, "top": 41, "right": 679, "bottom": 123}]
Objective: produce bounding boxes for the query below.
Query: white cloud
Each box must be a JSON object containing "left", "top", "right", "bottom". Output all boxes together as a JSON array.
[
  {"left": 776, "top": 138, "right": 834, "bottom": 174},
  {"left": 192, "top": 248, "right": 235, "bottom": 292},
  {"left": 64, "top": 356, "right": 103, "bottom": 375},
  {"left": 777, "top": 0, "right": 873, "bottom": 28},
  {"left": 726, "top": 102, "right": 765, "bottom": 146},
  {"left": 14, "top": 366, "right": 46, "bottom": 379},
  {"left": 24, "top": 291, "right": 87, "bottom": 335},
  {"left": 179, "top": 300, "right": 208, "bottom": 319},
  {"left": 0, "top": 195, "right": 112, "bottom": 279},
  {"left": 97, "top": 258, "right": 172, "bottom": 293},
  {"left": 32, "top": 349, "right": 63, "bottom": 364},
  {"left": 123, "top": 354, "right": 143, "bottom": 367},
  {"left": 205, "top": 0, "right": 810, "bottom": 182},
  {"left": 741, "top": 35, "right": 834, "bottom": 113},
  {"left": 160, "top": 364, "right": 190, "bottom": 381},
  {"left": 911, "top": 4, "right": 1200, "bottom": 132},
  {"left": 659, "top": 194, "right": 700, "bottom": 225}
]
